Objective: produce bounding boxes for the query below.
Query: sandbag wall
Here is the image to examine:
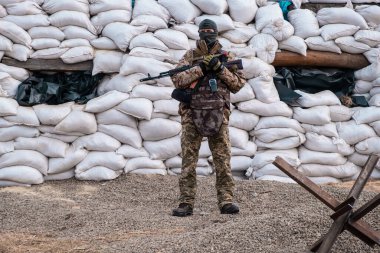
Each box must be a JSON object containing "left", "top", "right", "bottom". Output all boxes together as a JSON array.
[{"left": 0, "top": 0, "right": 380, "bottom": 187}]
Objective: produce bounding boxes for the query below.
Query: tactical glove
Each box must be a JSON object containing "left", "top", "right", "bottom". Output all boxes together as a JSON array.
[{"left": 203, "top": 55, "right": 224, "bottom": 73}]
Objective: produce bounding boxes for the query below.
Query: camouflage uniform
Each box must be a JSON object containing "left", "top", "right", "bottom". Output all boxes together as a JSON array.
[{"left": 171, "top": 40, "right": 246, "bottom": 209}]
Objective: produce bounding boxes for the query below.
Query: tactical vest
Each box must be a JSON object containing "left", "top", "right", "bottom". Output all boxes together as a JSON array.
[{"left": 190, "top": 74, "right": 230, "bottom": 137}]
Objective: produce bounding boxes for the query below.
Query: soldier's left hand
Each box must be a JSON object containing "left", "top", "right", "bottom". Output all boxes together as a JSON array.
[{"left": 208, "top": 56, "right": 224, "bottom": 73}]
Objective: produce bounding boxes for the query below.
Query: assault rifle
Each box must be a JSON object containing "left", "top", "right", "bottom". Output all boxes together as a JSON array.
[{"left": 139, "top": 58, "right": 243, "bottom": 82}]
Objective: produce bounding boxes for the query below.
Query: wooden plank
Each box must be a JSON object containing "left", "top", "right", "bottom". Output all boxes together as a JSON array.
[
  {"left": 1, "top": 57, "right": 93, "bottom": 72},
  {"left": 273, "top": 51, "right": 370, "bottom": 69},
  {"left": 351, "top": 194, "right": 380, "bottom": 222}
]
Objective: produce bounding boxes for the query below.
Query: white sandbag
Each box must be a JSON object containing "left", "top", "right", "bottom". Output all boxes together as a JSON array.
[
  {"left": 43, "top": 0, "right": 89, "bottom": 14},
  {"left": 129, "top": 32, "right": 169, "bottom": 51},
  {"left": 364, "top": 48, "right": 380, "bottom": 64},
  {"left": 217, "top": 38, "right": 246, "bottom": 49},
  {"left": 355, "top": 137, "right": 380, "bottom": 155},
  {"left": 295, "top": 90, "right": 341, "bottom": 108},
  {"left": 166, "top": 156, "right": 208, "bottom": 168},
  {"left": 0, "top": 35, "right": 13, "bottom": 51},
  {"left": 102, "top": 22, "right": 147, "bottom": 51},
  {"left": 254, "top": 3, "right": 283, "bottom": 32},
  {"left": 199, "top": 141, "right": 211, "bottom": 158},
  {"left": 354, "top": 80, "right": 373, "bottom": 94},
  {"left": 352, "top": 107, "right": 380, "bottom": 124},
  {"left": 172, "top": 24, "right": 199, "bottom": 40},
  {"left": 348, "top": 152, "right": 369, "bottom": 167},
  {"left": 92, "top": 10, "right": 131, "bottom": 33},
  {"left": 320, "top": 24, "right": 360, "bottom": 41},
  {"left": 256, "top": 175, "right": 296, "bottom": 183},
  {"left": 50, "top": 10, "right": 96, "bottom": 34},
  {"left": 337, "top": 120, "right": 376, "bottom": 145},
  {"left": 72, "top": 132, "right": 121, "bottom": 152},
  {"left": 4, "top": 106, "right": 39, "bottom": 126},
  {"left": 3, "top": 14, "right": 50, "bottom": 30},
  {"left": 238, "top": 99, "right": 293, "bottom": 117},
  {"left": 84, "top": 90, "right": 128, "bottom": 113},
  {"left": 90, "top": 37, "right": 118, "bottom": 50},
  {"left": 0, "top": 51, "right": 4, "bottom": 61},
  {"left": 0, "top": 118, "right": 17, "bottom": 128},
  {"left": 288, "top": 9, "right": 321, "bottom": 39},
  {"left": 329, "top": 105, "right": 353, "bottom": 122},
  {"left": 305, "top": 36, "right": 342, "bottom": 54},
  {"left": 166, "top": 49, "right": 187, "bottom": 64},
  {"left": 317, "top": 7, "right": 368, "bottom": 30},
  {"left": 89, "top": 0, "right": 131, "bottom": 15},
  {"left": 304, "top": 132, "right": 354, "bottom": 156},
  {"left": 299, "top": 162, "right": 360, "bottom": 179},
  {"left": 354, "top": 30, "right": 380, "bottom": 48},
  {"left": 7, "top": 1, "right": 42, "bottom": 15},
  {"left": 255, "top": 116, "right": 304, "bottom": 132},
  {"left": 39, "top": 125, "right": 85, "bottom": 136},
  {"left": 31, "top": 38, "right": 60, "bottom": 50},
  {"left": 241, "top": 57, "right": 275, "bottom": 79},
  {"left": 76, "top": 166, "right": 122, "bottom": 181},
  {"left": 154, "top": 29, "right": 189, "bottom": 50},
  {"left": 129, "top": 47, "right": 171, "bottom": 62},
  {"left": 221, "top": 23, "right": 257, "bottom": 44},
  {"left": 0, "top": 97, "right": 19, "bottom": 116},
  {"left": 0, "top": 126, "right": 39, "bottom": 142},
  {"left": 14, "top": 136, "right": 68, "bottom": 158},
  {"left": 369, "top": 94, "right": 380, "bottom": 106},
  {"left": 373, "top": 78, "right": 380, "bottom": 87},
  {"left": 254, "top": 128, "right": 302, "bottom": 143},
  {"left": 60, "top": 46, "right": 94, "bottom": 64},
  {"left": 41, "top": 133, "right": 78, "bottom": 143},
  {"left": 120, "top": 56, "right": 174, "bottom": 86},
  {"left": 0, "top": 20, "right": 31, "bottom": 47},
  {"left": 45, "top": 169, "right": 75, "bottom": 181},
  {"left": 255, "top": 134, "right": 305, "bottom": 150},
  {"left": 124, "top": 157, "right": 165, "bottom": 173},
  {"left": 31, "top": 47, "right": 68, "bottom": 59},
  {"left": 355, "top": 5, "right": 380, "bottom": 26},
  {"left": 116, "top": 98, "right": 153, "bottom": 120},
  {"left": 55, "top": 110, "right": 97, "bottom": 134},
  {"left": 60, "top": 39, "right": 91, "bottom": 48},
  {"left": 251, "top": 149, "right": 300, "bottom": 170},
  {"left": 230, "top": 84, "right": 255, "bottom": 103},
  {"left": 132, "top": 0, "right": 170, "bottom": 22},
  {"left": 190, "top": 0, "right": 227, "bottom": 15},
  {"left": 48, "top": 147, "right": 88, "bottom": 174},
  {"left": 61, "top": 26, "right": 97, "bottom": 40},
  {"left": 28, "top": 26, "right": 65, "bottom": 41},
  {"left": 0, "top": 141, "right": 14, "bottom": 156},
  {"left": 144, "top": 135, "right": 181, "bottom": 160},
  {"left": 0, "top": 150, "right": 48, "bottom": 175},
  {"left": 194, "top": 14, "right": 235, "bottom": 32},
  {"left": 231, "top": 141, "right": 257, "bottom": 157},
  {"left": 98, "top": 124, "right": 142, "bottom": 149},
  {"left": 228, "top": 45, "right": 256, "bottom": 59},
  {"left": 301, "top": 123, "right": 338, "bottom": 138},
  {"left": 131, "top": 85, "right": 173, "bottom": 101},
  {"left": 153, "top": 100, "right": 179, "bottom": 116},
  {"left": 355, "top": 62, "right": 380, "bottom": 82},
  {"left": 97, "top": 74, "right": 141, "bottom": 95},
  {"left": 229, "top": 127, "right": 249, "bottom": 149},
  {"left": 335, "top": 36, "right": 371, "bottom": 54},
  {"left": 116, "top": 145, "right": 149, "bottom": 158},
  {"left": 130, "top": 168, "right": 167, "bottom": 175},
  {"left": 157, "top": 0, "right": 201, "bottom": 23},
  {"left": 262, "top": 18, "right": 294, "bottom": 42},
  {"left": 32, "top": 102, "right": 73, "bottom": 126},
  {"left": 0, "top": 4, "right": 6, "bottom": 17},
  {"left": 5, "top": 44, "right": 33, "bottom": 62},
  {"left": 96, "top": 109, "right": 137, "bottom": 128},
  {"left": 249, "top": 34, "right": 278, "bottom": 64},
  {"left": 249, "top": 75, "right": 280, "bottom": 103},
  {"left": 278, "top": 36, "right": 307, "bottom": 56},
  {"left": 230, "top": 156, "right": 252, "bottom": 172},
  {"left": 252, "top": 164, "right": 288, "bottom": 178},
  {"left": 139, "top": 118, "right": 181, "bottom": 141},
  {"left": 0, "top": 63, "right": 29, "bottom": 82},
  {"left": 293, "top": 106, "right": 331, "bottom": 125},
  {"left": 76, "top": 151, "right": 126, "bottom": 173},
  {"left": 0, "top": 166, "right": 43, "bottom": 184},
  {"left": 299, "top": 146, "right": 347, "bottom": 165},
  {"left": 227, "top": 0, "right": 257, "bottom": 24},
  {"left": 131, "top": 15, "right": 167, "bottom": 32},
  {"left": 0, "top": 73, "right": 20, "bottom": 97},
  {"left": 229, "top": 110, "right": 259, "bottom": 131}
]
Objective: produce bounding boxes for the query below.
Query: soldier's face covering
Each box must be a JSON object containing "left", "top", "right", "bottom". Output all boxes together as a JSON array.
[{"left": 199, "top": 30, "right": 218, "bottom": 47}]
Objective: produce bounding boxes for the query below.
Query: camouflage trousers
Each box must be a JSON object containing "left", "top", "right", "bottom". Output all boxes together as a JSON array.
[{"left": 179, "top": 122, "right": 235, "bottom": 209}]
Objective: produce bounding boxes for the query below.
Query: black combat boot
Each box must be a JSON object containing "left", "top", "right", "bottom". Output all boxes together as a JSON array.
[
  {"left": 172, "top": 203, "right": 193, "bottom": 217},
  {"left": 220, "top": 203, "right": 239, "bottom": 214}
]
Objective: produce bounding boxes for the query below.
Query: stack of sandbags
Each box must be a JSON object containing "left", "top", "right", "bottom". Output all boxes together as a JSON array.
[
  {"left": 131, "top": 0, "right": 170, "bottom": 32},
  {"left": 0, "top": 63, "right": 29, "bottom": 98}
]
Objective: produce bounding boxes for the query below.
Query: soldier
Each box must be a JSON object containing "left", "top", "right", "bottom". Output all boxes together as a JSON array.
[{"left": 171, "top": 19, "right": 246, "bottom": 217}]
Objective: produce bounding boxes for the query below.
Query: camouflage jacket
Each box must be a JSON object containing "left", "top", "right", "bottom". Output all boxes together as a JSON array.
[{"left": 171, "top": 40, "right": 246, "bottom": 125}]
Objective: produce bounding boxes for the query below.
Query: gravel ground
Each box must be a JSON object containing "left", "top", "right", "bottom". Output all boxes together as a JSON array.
[{"left": 0, "top": 175, "right": 379, "bottom": 253}]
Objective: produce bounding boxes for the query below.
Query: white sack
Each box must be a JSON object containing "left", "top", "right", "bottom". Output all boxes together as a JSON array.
[
  {"left": 348, "top": 152, "right": 369, "bottom": 167},
  {"left": 32, "top": 102, "right": 73, "bottom": 126},
  {"left": 262, "top": 19, "right": 294, "bottom": 42},
  {"left": 252, "top": 164, "right": 287, "bottom": 178},
  {"left": 45, "top": 169, "right": 75, "bottom": 181},
  {"left": 304, "top": 133, "right": 354, "bottom": 156},
  {"left": 221, "top": 23, "right": 258, "bottom": 44},
  {"left": 131, "top": 15, "right": 167, "bottom": 32},
  {"left": 0, "top": 141, "right": 14, "bottom": 156},
  {"left": 96, "top": 109, "right": 137, "bottom": 128},
  {"left": 89, "top": 0, "right": 131, "bottom": 15},
  {"left": 76, "top": 151, "right": 126, "bottom": 173},
  {"left": 254, "top": 3, "right": 283, "bottom": 32},
  {"left": 28, "top": 26, "right": 65, "bottom": 41},
  {"left": 116, "top": 98, "right": 153, "bottom": 120},
  {"left": 364, "top": 48, "right": 380, "bottom": 64},
  {"left": 355, "top": 137, "right": 380, "bottom": 155},
  {"left": 84, "top": 90, "right": 128, "bottom": 113},
  {"left": 194, "top": 14, "right": 235, "bottom": 32},
  {"left": 231, "top": 142, "right": 257, "bottom": 157},
  {"left": 50, "top": 11, "right": 96, "bottom": 34},
  {"left": 228, "top": 45, "right": 256, "bottom": 59},
  {"left": 355, "top": 62, "right": 380, "bottom": 82},
  {"left": 335, "top": 36, "right": 371, "bottom": 54},
  {"left": 60, "top": 39, "right": 91, "bottom": 48},
  {"left": 31, "top": 47, "right": 68, "bottom": 60},
  {"left": 0, "top": 63, "right": 29, "bottom": 81},
  {"left": 0, "top": 150, "right": 48, "bottom": 175},
  {"left": 229, "top": 127, "right": 249, "bottom": 149},
  {"left": 278, "top": 36, "right": 307, "bottom": 56},
  {"left": 288, "top": 9, "right": 321, "bottom": 39},
  {"left": 317, "top": 7, "right": 368, "bottom": 29},
  {"left": 229, "top": 110, "right": 259, "bottom": 131},
  {"left": 7, "top": 1, "right": 42, "bottom": 15},
  {"left": 0, "top": 4, "right": 6, "bottom": 17},
  {"left": 293, "top": 106, "right": 331, "bottom": 125},
  {"left": 355, "top": 5, "right": 380, "bottom": 26},
  {"left": 153, "top": 100, "right": 179, "bottom": 116},
  {"left": 5, "top": 44, "right": 33, "bottom": 62},
  {"left": 299, "top": 146, "right": 347, "bottom": 165},
  {"left": 255, "top": 116, "right": 304, "bottom": 132},
  {"left": 0, "top": 35, "right": 13, "bottom": 51},
  {"left": 354, "top": 80, "right": 373, "bottom": 94},
  {"left": 143, "top": 135, "right": 181, "bottom": 160},
  {"left": 0, "top": 126, "right": 39, "bottom": 142},
  {"left": 301, "top": 123, "right": 338, "bottom": 138},
  {"left": 337, "top": 120, "right": 376, "bottom": 145},
  {"left": 129, "top": 47, "right": 171, "bottom": 62},
  {"left": 131, "top": 85, "right": 173, "bottom": 101},
  {"left": 92, "top": 10, "right": 131, "bottom": 33},
  {"left": 154, "top": 29, "right": 189, "bottom": 50},
  {"left": 251, "top": 149, "right": 300, "bottom": 170},
  {"left": 124, "top": 157, "right": 165, "bottom": 173},
  {"left": 249, "top": 34, "right": 278, "bottom": 64},
  {"left": 98, "top": 124, "right": 142, "bottom": 149},
  {"left": 254, "top": 128, "right": 301, "bottom": 143},
  {"left": 320, "top": 24, "right": 360, "bottom": 41},
  {"left": 97, "top": 74, "right": 144, "bottom": 95},
  {"left": 241, "top": 57, "right": 275, "bottom": 79},
  {"left": 329, "top": 105, "right": 353, "bottom": 122},
  {"left": 132, "top": 0, "right": 170, "bottom": 22},
  {"left": 60, "top": 46, "right": 94, "bottom": 64},
  {"left": 48, "top": 147, "right": 88, "bottom": 174},
  {"left": 369, "top": 94, "right": 380, "bottom": 106},
  {"left": 299, "top": 162, "right": 360, "bottom": 179},
  {"left": 295, "top": 90, "right": 341, "bottom": 107},
  {"left": 102, "top": 22, "right": 147, "bottom": 51},
  {"left": 190, "top": 0, "right": 227, "bottom": 15},
  {"left": 238, "top": 100, "right": 293, "bottom": 117},
  {"left": 0, "top": 166, "right": 43, "bottom": 185},
  {"left": 43, "top": 0, "right": 90, "bottom": 14},
  {"left": 90, "top": 37, "right": 118, "bottom": 50},
  {"left": 61, "top": 26, "right": 97, "bottom": 40},
  {"left": 255, "top": 134, "right": 305, "bottom": 150},
  {"left": 0, "top": 74, "right": 20, "bottom": 97},
  {"left": 305, "top": 36, "right": 342, "bottom": 54},
  {"left": 352, "top": 107, "right": 380, "bottom": 124},
  {"left": 3, "top": 106, "right": 39, "bottom": 126},
  {"left": 354, "top": 30, "right": 380, "bottom": 48},
  {"left": 227, "top": 0, "right": 257, "bottom": 24},
  {"left": 230, "top": 84, "right": 255, "bottom": 103},
  {"left": 3, "top": 14, "right": 50, "bottom": 30},
  {"left": 157, "top": 0, "right": 201, "bottom": 23},
  {"left": 249, "top": 75, "right": 280, "bottom": 103},
  {"left": 129, "top": 32, "right": 169, "bottom": 51},
  {"left": 14, "top": 136, "right": 68, "bottom": 158},
  {"left": 31, "top": 38, "right": 60, "bottom": 50},
  {"left": 91, "top": 50, "right": 123, "bottom": 75},
  {"left": 231, "top": 156, "right": 252, "bottom": 172},
  {"left": 139, "top": 118, "right": 181, "bottom": 141},
  {"left": 73, "top": 132, "right": 121, "bottom": 152},
  {"left": 76, "top": 166, "right": 122, "bottom": 181},
  {"left": 55, "top": 110, "right": 97, "bottom": 134},
  {"left": 116, "top": 145, "right": 149, "bottom": 158},
  {"left": 0, "top": 20, "right": 31, "bottom": 47}
]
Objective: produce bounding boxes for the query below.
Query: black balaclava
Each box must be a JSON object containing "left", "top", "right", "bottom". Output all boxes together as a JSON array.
[{"left": 198, "top": 19, "right": 218, "bottom": 47}]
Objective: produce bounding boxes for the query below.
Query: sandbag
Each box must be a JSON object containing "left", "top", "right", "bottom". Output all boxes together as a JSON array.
[
  {"left": 221, "top": 23, "right": 257, "bottom": 44},
  {"left": 355, "top": 62, "right": 380, "bottom": 82},
  {"left": 241, "top": 57, "right": 275, "bottom": 79},
  {"left": 0, "top": 166, "right": 43, "bottom": 185},
  {"left": 238, "top": 99, "right": 293, "bottom": 117},
  {"left": 0, "top": 63, "right": 29, "bottom": 81},
  {"left": 50, "top": 10, "right": 96, "bottom": 34},
  {"left": 231, "top": 141, "right": 257, "bottom": 157},
  {"left": 254, "top": 128, "right": 301, "bottom": 143},
  {"left": 55, "top": 109, "right": 97, "bottom": 134},
  {"left": 131, "top": 15, "right": 167, "bottom": 32},
  {"left": 60, "top": 46, "right": 94, "bottom": 64},
  {"left": 91, "top": 10, "right": 131, "bottom": 33},
  {"left": 249, "top": 75, "right": 280, "bottom": 103},
  {"left": 278, "top": 36, "right": 307, "bottom": 56},
  {"left": 31, "top": 38, "right": 60, "bottom": 50},
  {"left": 229, "top": 110, "right": 259, "bottom": 131},
  {"left": 299, "top": 162, "right": 360, "bottom": 179},
  {"left": 129, "top": 47, "right": 171, "bottom": 62},
  {"left": 90, "top": 37, "right": 118, "bottom": 50},
  {"left": 98, "top": 124, "right": 142, "bottom": 149},
  {"left": 293, "top": 106, "right": 331, "bottom": 125},
  {"left": 172, "top": 24, "right": 199, "bottom": 40},
  {"left": 97, "top": 74, "right": 143, "bottom": 95},
  {"left": 28, "top": 26, "right": 65, "bottom": 41},
  {"left": 364, "top": 48, "right": 380, "bottom": 64},
  {"left": 75, "top": 151, "right": 126, "bottom": 173},
  {"left": 61, "top": 26, "right": 97, "bottom": 40},
  {"left": 89, "top": 0, "right": 131, "bottom": 15},
  {"left": 301, "top": 123, "right": 338, "bottom": 138},
  {"left": 3, "top": 14, "right": 50, "bottom": 30},
  {"left": 190, "top": 0, "right": 227, "bottom": 15},
  {"left": 129, "top": 32, "right": 169, "bottom": 51},
  {"left": 96, "top": 108, "right": 137, "bottom": 128},
  {"left": 320, "top": 24, "right": 360, "bottom": 41},
  {"left": 227, "top": 0, "right": 257, "bottom": 24},
  {"left": 354, "top": 80, "right": 373, "bottom": 94},
  {"left": 84, "top": 90, "right": 128, "bottom": 113},
  {"left": 132, "top": 0, "right": 170, "bottom": 22},
  {"left": 0, "top": 126, "right": 39, "bottom": 142},
  {"left": 255, "top": 3, "right": 283, "bottom": 32},
  {"left": 73, "top": 132, "right": 121, "bottom": 152},
  {"left": 116, "top": 145, "right": 149, "bottom": 158},
  {"left": 262, "top": 18, "right": 294, "bottom": 42},
  {"left": 305, "top": 36, "right": 342, "bottom": 54},
  {"left": 0, "top": 73, "right": 20, "bottom": 97},
  {"left": 255, "top": 116, "right": 304, "bottom": 132},
  {"left": 230, "top": 156, "right": 252, "bottom": 172},
  {"left": 43, "top": 0, "right": 90, "bottom": 14},
  {"left": 352, "top": 106, "right": 380, "bottom": 124},
  {"left": 299, "top": 146, "right": 347, "bottom": 165},
  {"left": 337, "top": 120, "right": 376, "bottom": 145},
  {"left": 124, "top": 157, "right": 165, "bottom": 173},
  {"left": 153, "top": 100, "right": 180, "bottom": 116},
  {"left": 354, "top": 30, "right": 380, "bottom": 48},
  {"left": 0, "top": 141, "right": 14, "bottom": 156},
  {"left": 131, "top": 85, "right": 173, "bottom": 101},
  {"left": 116, "top": 98, "right": 153, "bottom": 120},
  {"left": 0, "top": 34, "right": 13, "bottom": 51},
  {"left": 355, "top": 137, "right": 380, "bottom": 155},
  {"left": 0, "top": 20, "right": 32, "bottom": 47},
  {"left": 14, "top": 136, "right": 69, "bottom": 158},
  {"left": 288, "top": 9, "right": 321, "bottom": 39},
  {"left": 31, "top": 47, "right": 69, "bottom": 59},
  {"left": 45, "top": 169, "right": 75, "bottom": 181},
  {"left": 102, "top": 22, "right": 147, "bottom": 51},
  {"left": 304, "top": 132, "right": 354, "bottom": 156},
  {"left": 255, "top": 134, "right": 305, "bottom": 150},
  {"left": 295, "top": 90, "right": 341, "bottom": 107},
  {"left": 143, "top": 135, "right": 181, "bottom": 160},
  {"left": 92, "top": 50, "right": 124, "bottom": 75},
  {"left": 329, "top": 105, "right": 353, "bottom": 122},
  {"left": 0, "top": 150, "right": 48, "bottom": 175},
  {"left": 348, "top": 152, "right": 369, "bottom": 167},
  {"left": 230, "top": 84, "right": 255, "bottom": 103},
  {"left": 33, "top": 102, "right": 73, "bottom": 126},
  {"left": 194, "top": 14, "right": 235, "bottom": 32},
  {"left": 139, "top": 118, "right": 181, "bottom": 141},
  {"left": 5, "top": 44, "right": 33, "bottom": 62},
  {"left": 3, "top": 106, "right": 39, "bottom": 126},
  {"left": 251, "top": 149, "right": 300, "bottom": 170},
  {"left": 229, "top": 127, "right": 249, "bottom": 149},
  {"left": 60, "top": 39, "right": 91, "bottom": 48},
  {"left": 249, "top": 34, "right": 278, "bottom": 64},
  {"left": 154, "top": 29, "right": 189, "bottom": 50},
  {"left": 157, "top": 0, "right": 201, "bottom": 23},
  {"left": 76, "top": 166, "right": 122, "bottom": 181},
  {"left": 48, "top": 147, "right": 88, "bottom": 174},
  {"left": 317, "top": 7, "right": 368, "bottom": 29},
  {"left": 335, "top": 36, "right": 371, "bottom": 54},
  {"left": 355, "top": 5, "right": 380, "bottom": 26}
]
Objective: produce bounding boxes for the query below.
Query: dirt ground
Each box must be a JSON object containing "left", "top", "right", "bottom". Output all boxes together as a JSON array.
[{"left": 0, "top": 175, "right": 379, "bottom": 253}]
